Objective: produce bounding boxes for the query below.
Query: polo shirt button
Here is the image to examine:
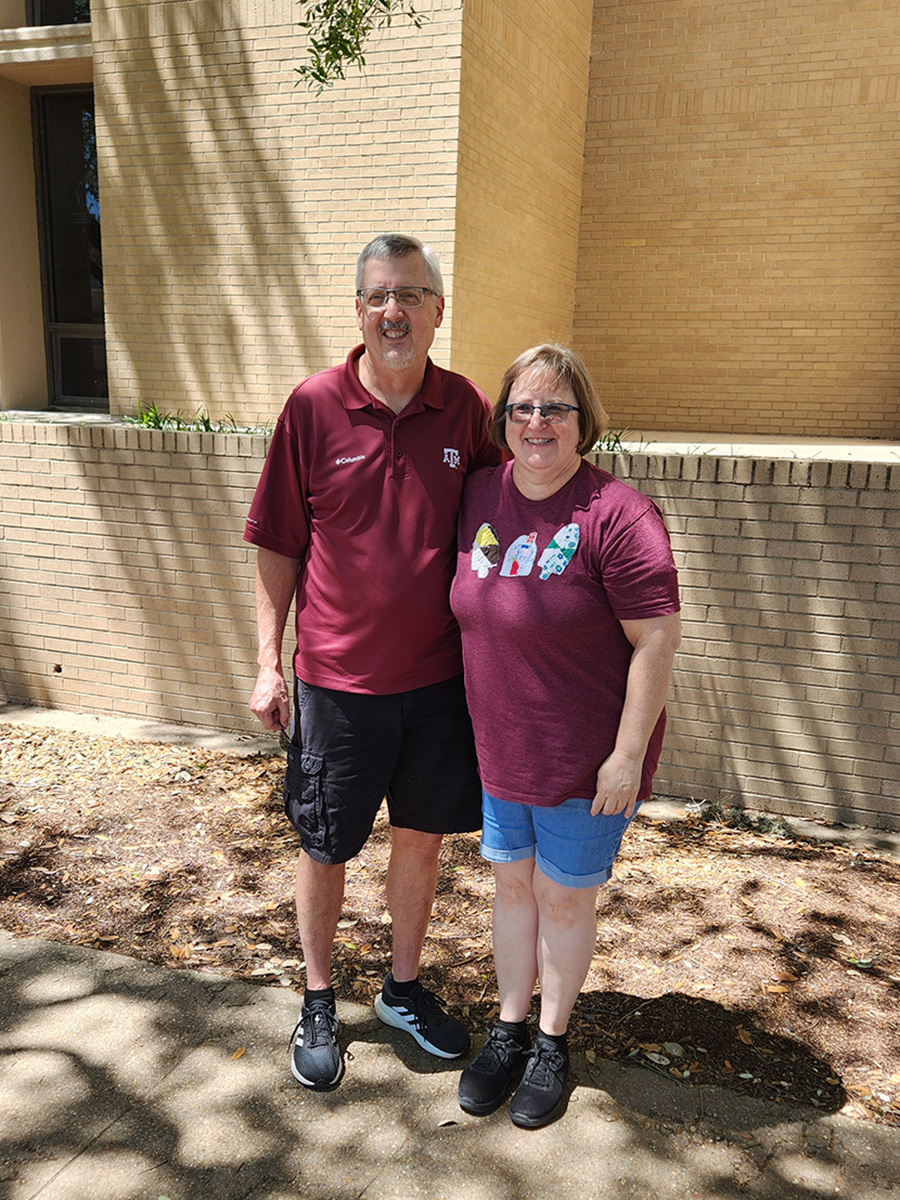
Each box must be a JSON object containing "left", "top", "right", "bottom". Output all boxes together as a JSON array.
[{"left": 395, "top": 451, "right": 403, "bottom": 459}]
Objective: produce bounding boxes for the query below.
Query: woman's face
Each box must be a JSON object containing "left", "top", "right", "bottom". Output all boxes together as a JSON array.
[{"left": 504, "top": 366, "right": 582, "bottom": 479}]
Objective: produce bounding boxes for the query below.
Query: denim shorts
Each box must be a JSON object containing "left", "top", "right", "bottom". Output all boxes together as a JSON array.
[
  {"left": 480, "top": 791, "right": 637, "bottom": 888},
  {"left": 283, "top": 675, "right": 482, "bottom": 865}
]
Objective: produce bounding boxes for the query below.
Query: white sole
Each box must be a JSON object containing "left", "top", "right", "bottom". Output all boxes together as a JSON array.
[{"left": 374, "top": 994, "right": 466, "bottom": 1059}]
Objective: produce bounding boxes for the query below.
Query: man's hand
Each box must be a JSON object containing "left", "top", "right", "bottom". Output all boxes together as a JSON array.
[
  {"left": 249, "top": 665, "right": 291, "bottom": 732},
  {"left": 591, "top": 749, "right": 642, "bottom": 819}
]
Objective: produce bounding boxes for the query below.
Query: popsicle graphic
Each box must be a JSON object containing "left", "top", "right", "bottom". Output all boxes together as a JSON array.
[
  {"left": 538, "top": 522, "right": 580, "bottom": 580},
  {"left": 500, "top": 531, "right": 538, "bottom": 577},
  {"left": 471, "top": 522, "right": 501, "bottom": 578}
]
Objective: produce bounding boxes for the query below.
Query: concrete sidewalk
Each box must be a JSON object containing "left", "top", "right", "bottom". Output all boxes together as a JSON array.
[{"left": 2, "top": 932, "right": 898, "bottom": 1200}]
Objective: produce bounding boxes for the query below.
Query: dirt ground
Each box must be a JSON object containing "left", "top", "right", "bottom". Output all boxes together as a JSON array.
[{"left": 1, "top": 722, "right": 899, "bottom": 1128}]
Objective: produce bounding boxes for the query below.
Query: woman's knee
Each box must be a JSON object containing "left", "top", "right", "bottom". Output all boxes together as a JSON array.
[
  {"left": 493, "top": 858, "right": 537, "bottom": 905},
  {"left": 534, "top": 871, "right": 598, "bottom": 929}
]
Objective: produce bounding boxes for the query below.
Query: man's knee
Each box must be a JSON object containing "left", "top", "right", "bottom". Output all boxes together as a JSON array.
[{"left": 389, "top": 825, "right": 444, "bottom": 861}]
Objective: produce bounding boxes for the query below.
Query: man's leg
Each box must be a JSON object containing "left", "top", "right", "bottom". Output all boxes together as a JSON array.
[
  {"left": 294, "top": 850, "right": 346, "bottom": 990},
  {"left": 288, "top": 851, "right": 347, "bottom": 1090},
  {"left": 374, "top": 824, "right": 470, "bottom": 1059},
  {"left": 385, "top": 825, "right": 442, "bottom": 982}
]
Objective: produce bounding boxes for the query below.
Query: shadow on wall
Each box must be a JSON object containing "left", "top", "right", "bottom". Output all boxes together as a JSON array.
[
  {"left": 0, "top": 423, "right": 268, "bottom": 734},
  {"left": 96, "top": 4, "right": 332, "bottom": 422},
  {"left": 655, "top": 457, "right": 898, "bottom": 832}
]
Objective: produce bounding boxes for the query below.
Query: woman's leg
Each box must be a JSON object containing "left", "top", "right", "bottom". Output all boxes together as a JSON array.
[
  {"left": 492, "top": 858, "right": 540, "bottom": 1023},
  {"left": 532, "top": 866, "right": 599, "bottom": 1035}
]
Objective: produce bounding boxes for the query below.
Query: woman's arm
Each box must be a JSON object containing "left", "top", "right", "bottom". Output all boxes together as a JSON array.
[{"left": 592, "top": 611, "right": 682, "bottom": 818}]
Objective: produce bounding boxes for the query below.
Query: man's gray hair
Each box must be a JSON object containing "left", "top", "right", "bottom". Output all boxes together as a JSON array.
[{"left": 356, "top": 233, "right": 444, "bottom": 297}]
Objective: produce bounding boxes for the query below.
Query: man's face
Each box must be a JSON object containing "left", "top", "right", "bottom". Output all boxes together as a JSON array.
[{"left": 355, "top": 253, "right": 445, "bottom": 375}]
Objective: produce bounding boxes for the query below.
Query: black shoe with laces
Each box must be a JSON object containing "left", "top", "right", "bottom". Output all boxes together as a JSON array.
[
  {"left": 290, "top": 996, "right": 343, "bottom": 1090},
  {"left": 457, "top": 1025, "right": 530, "bottom": 1115},
  {"left": 508, "top": 1035, "right": 570, "bottom": 1128},
  {"left": 374, "top": 975, "right": 470, "bottom": 1059}
]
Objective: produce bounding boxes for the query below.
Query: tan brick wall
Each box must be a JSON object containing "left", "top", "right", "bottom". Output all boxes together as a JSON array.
[
  {"left": 0, "top": 75, "right": 46, "bottom": 409},
  {"left": 0, "top": 420, "right": 266, "bottom": 729},
  {"left": 450, "top": 0, "right": 593, "bottom": 400},
  {"left": 591, "top": 448, "right": 900, "bottom": 831},
  {"left": 578, "top": 0, "right": 900, "bottom": 439},
  {"left": 2, "top": 422, "right": 897, "bottom": 830},
  {"left": 91, "top": 0, "right": 466, "bottom": 426}
]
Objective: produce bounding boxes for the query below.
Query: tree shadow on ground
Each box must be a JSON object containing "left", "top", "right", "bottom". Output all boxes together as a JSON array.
[{"left": 2, "top": 935, "right": 896, "bottom": 1200}]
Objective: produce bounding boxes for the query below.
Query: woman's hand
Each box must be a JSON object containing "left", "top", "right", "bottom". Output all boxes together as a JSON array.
[{"left": 592, "top": 750, "right": 642, "bottom": 818}]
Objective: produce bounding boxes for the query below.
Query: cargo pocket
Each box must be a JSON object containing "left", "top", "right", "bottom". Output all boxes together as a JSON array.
[{"left": 283, "top": 750, "right": 327, "bottom": 851}]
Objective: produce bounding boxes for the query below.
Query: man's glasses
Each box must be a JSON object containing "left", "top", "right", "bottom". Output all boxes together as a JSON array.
[
  {"left": 356, "top": 287, "right": 434, "bottom": 309},
  {"left": 505, "top": 403, "right": 578, "bottom": 425}
]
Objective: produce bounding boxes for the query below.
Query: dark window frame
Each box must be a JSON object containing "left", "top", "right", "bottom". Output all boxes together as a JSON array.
[
  {"left": 32, "top": 83, "right": 108, "bottom": 410},
  {"left": 26, "top": 1, "right": 91, "bottom": 25}
]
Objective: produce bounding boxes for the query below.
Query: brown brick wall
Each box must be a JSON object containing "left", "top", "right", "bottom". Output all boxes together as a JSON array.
[
  {"left": 577, "top": 0, "right": 900, "bottom": 438},
  {"left": 2, "top": 422, "right": 897, "bottom": 829}
]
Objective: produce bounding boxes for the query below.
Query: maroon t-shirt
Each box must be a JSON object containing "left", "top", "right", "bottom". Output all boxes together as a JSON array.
[
  {"left": 244, "top": 347, "right": 501, "bottom": 694},
  {"left": 450, "top": 460, "right": 681, "bottom": 806}
]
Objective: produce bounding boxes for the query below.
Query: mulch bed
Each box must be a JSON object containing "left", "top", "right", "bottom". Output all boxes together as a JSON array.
[{"left": 1, "top": 722, "right": 899, "bottom": 1126}]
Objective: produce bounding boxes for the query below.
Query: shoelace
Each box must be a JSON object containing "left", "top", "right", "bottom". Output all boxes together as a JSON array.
[
  {"left": 291, "top": 1001, "right": 337, "bottom": 1048},
  {"left": 475, "top": 1029, "right": 526, "bottom": 1072},
  {"left": 524, "top": 1040, "right": 568, "bottom": 1087},
  {"left": 404, "top": 984, "right": 450, "bottom": 1030}
]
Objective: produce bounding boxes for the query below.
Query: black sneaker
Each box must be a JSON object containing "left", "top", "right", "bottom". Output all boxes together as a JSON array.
[
  {"left": 457, "top": 1025, "right": 530, "bottom": 1115},
  {"left": 508, "top": 1035, "right": 569, "bottom": 1128},
  {"left": 289, "top": 997, "right": 343, "bottom": 1090},
  {"left": 374, "top": 976, "right": 471, "bottom": 1059}
]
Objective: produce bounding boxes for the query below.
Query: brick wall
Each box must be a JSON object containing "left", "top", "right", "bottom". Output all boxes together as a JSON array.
[
  {"left": 593, "top": 448, "right": 900, "bottom": 832},
  {"left": 0, "top": 420, "right": 265, "bottom": 728},
  {"left": 1, "top": 421, "right": 897, "bottom": 830},
  {"left": 577, "top": 0, "right": 900, "bottom": 438},
  {"left": 450, "top": 0, "right": 592, "bottom": 400},
  {"left": 91, "top": 0, "right": 466, "bottom": 427}
]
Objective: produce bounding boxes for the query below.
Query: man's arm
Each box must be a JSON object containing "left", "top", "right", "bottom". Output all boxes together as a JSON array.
[
  {"left": 592, "top": 611, "right": 682, "bottom": 819},
  {"left": 248, "top": 546, "right": 300, "bottom": 731}
]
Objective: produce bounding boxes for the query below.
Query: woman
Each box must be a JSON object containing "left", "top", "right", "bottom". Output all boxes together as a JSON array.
[{"left": 450, "top": 344, "right": 681, "bottom": 1128}]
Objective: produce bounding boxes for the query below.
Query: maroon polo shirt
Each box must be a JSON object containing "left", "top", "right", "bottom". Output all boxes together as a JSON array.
[{"left": 244, "top": 346, "right": 501, "bottom": 694}]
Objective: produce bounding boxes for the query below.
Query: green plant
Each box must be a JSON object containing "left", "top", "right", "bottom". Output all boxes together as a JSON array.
[
  {"left": 295, "top": 0, "right": 428, "bottom": 92},
  {"left": 123, "top": 401, "right": 272, "bottom": 436},
  {"left": 593, "top": 429, "right": 637, "bottom": 452}
]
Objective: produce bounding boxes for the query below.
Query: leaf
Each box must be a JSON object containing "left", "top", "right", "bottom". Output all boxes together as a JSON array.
[
  {"left": 232, "top": 1047, "right": 246, "bottom": 1060},
  {"left": 737, "top": 1027, "right": 753, "bottom": 1045},
  {"left": 765, "top": 984, "right": 789, "bottom": 994},
  {"left": 772, "top": 971, "right": 799, "bottom": 982}
]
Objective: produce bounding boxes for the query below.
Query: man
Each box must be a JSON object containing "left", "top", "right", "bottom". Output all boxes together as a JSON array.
[{"left": 244, "top": 233, "right": 502, "bottom": 1090}]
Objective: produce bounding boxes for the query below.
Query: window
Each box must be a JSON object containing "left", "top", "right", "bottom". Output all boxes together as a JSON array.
[
  {"left": 27, "top": 1, "right": 91, "bottom": 23},
  {"left": 32, "top": 86, "right": 107, "bottom": 408}
]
